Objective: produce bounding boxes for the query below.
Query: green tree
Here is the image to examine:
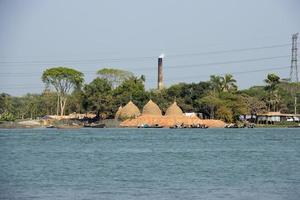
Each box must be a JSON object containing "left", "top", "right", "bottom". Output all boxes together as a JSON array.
[
  {"left": 264, "top": 73, "right": 280, "bottom": 112},
  {"left": 198, "top": 93, "right": 224, "bottom": 119},
  {"left": 221, "top": 74, "right": 237, "bottom": 92},
  {"left": 42, "top": 67, "right": 84, "bottom": 116},
  {"left": 215, "top": 106, "right": 233, "bottom": 122},
  {"left": 97, "top": 68, "right": 134, "bottom": 89},
  {"left": 0, "top": 93, "right": 13, "bottom": 114},
  {"left": 209, "top": 75, "right": 223, "bottom": 92},
  {"left": 113, "top": 75, "right": 148, "bottom": 109},
  {"left": 83, "top": 78, "right": 113, "bottom": 119}
]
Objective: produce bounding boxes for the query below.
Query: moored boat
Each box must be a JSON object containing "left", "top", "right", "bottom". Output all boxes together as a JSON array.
[
  {"left": 83, "top": 123, "right": 105, "bottom": 128},
  {"left": 138, "top": 124, "right": 163, "bottom": 128}
]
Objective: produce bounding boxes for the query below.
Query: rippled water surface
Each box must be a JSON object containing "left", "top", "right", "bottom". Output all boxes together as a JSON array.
[{"left": 0, "top": 128, "right": 300, "bottom": 200}]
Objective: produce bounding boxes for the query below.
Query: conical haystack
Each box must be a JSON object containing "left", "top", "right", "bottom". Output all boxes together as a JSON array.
[
  {"left": 119, "top": 101, "right": 141, "bottom": 120},
  {"left": 165, "top": 102, "right": 183, "bottom": 116},
  {"left": 142, "top": 100, "right": 162, "bottom": 116},
  {"left": 115, "top": 106, "right": 123, "bottom": 119}
]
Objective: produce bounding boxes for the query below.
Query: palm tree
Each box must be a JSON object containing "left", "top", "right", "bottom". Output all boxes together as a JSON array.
[
  {"left": 221, "top": 74, "right": 237, "bottom": 92},
  {"left": 264, "top": 73, "right": 280, "bottom": 112},
  {"left": 209, "top": 75, "right": 223, "bottom": 92}
]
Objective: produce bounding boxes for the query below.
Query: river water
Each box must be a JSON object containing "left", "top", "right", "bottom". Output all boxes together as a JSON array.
[{"left": 0, "top": 128, "right": 300, "bottom": 200}]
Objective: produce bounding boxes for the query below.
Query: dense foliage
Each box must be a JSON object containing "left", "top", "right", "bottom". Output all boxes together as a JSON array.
[{"left": 1, "top": 68, "right": 299, "bottom": 123}]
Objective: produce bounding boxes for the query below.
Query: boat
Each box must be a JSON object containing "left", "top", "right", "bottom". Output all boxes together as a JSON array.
[
  {"left": 170, "top": 124, "right": 208, "bottom": 129},
  {"left": 138, "top": 124, "right": 163, "bottom": 128},
  {"left": 190, "top": 124, "right": 208, "bottom": 129},
  {"left": 83, "top": 123, "right": 105, "bottom": 128},
  {"left": 225, "top": 123, "right": 239, "bottom": 128},
  {"left": 46, "top": 125, "right": 56, "bottom": 128}
]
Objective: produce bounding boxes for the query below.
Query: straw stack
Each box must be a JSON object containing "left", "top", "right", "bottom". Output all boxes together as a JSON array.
[
  {"left": 115, "top": 106, "right": 123, "bottom": 119},
  {"left": 118, "top": 101, "right": 141, "bottom": 120},
  {"left": 142, "top": 100, "right": 162, "bottom": 116},
  {"left": 165, "top": 102, "right": 183, "bottom": 116}
]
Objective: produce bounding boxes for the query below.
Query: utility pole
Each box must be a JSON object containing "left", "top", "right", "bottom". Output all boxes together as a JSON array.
[
  {"left": 290, "top": 33, "right": 299, "bottom": 82},
  {"left": 295, "top": 96, "right": 297, "bottom": 115}
]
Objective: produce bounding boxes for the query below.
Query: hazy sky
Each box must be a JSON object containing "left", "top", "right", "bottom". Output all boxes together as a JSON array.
[{"left": 0, "top": 0, "right": 299, "bottom": 96}]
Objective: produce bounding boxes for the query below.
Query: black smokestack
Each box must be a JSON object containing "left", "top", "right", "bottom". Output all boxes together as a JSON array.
[{"left": 158, "top": 54, "right": 164, "bottom": 90}]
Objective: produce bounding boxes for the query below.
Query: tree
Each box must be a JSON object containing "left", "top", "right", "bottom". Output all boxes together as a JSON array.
[
  {"left": 0, "top": 93, "right": 13, "bottom": 114},
  {"left": 113, "top": 75, "right": 148, "bottom": 109},
  {"left": 209, "top": 75, "right": 223, "bottom": 92},
  {"left": 209, "top": 74, "right": 237, "bottom": 92},
  {"left": 264, "top": 73, "right": 280, "bottom": 112},
  {"left": 83, "top": 78, "right": 113, "bottom": 119},
  {"left": 243, "top": 95, "right": 267, "bottom": 115},
  {"left": 97, "top": 68, "right": 134, "bottom": 89},
  {"left": 215, "top": 106, "right": 233, "bottom": 122},
  {"left": 42, "top": 67, "right": 84, "bottom": 116},
  {"left": 221, "top": 74, "right": 237, "bottom": 92},
  {"left": 197, "top": 93, "right": 224, "bottom": 119}
]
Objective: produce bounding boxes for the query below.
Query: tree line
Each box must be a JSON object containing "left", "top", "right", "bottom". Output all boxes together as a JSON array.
[{"left": 1, "top": 67, "right": 300, "bottom": 123}]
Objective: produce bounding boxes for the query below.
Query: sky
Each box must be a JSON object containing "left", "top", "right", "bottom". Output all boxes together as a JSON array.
[{"left": 0, "top": 0, "right": 299, "bottom": 96}]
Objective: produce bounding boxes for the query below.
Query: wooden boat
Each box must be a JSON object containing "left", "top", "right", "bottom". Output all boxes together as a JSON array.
[
  {"left": 138, "top": 124, "right": 163, "bottom": 128},
  {"left": 170, "top": 124, "right": 208, "bottom": 129},
  {"left": 46, "top": 125, "right": 56, "bottom": 128},
  {"left": 83, "top": 123, "right": 105, "bottom": 128}
]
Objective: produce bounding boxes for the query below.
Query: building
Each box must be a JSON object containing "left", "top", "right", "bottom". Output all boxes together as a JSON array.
[{"left": 241, "top": 112, "right": 300, "bottom": 124}]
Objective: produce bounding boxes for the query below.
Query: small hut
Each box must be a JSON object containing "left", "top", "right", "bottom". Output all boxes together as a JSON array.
[
  {"left": 115, "top": 106, "right": 123, "bottom": 119},
  {"left": 142, "top": 100, "right": 162, "bottom": 116},
  {"left": 165, "top": 102, "right": 183, "bottom": 116},
  {"left": 118, "top": 101, "right": 141, "bottom": 120}
]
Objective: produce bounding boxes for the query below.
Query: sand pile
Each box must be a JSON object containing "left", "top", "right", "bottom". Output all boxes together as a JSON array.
[
  {"left": 120, "top": 115, "right": 224, "bottom": 128},
  {"left": 200, "top": 119, "right": 226, "bottom": 128}
]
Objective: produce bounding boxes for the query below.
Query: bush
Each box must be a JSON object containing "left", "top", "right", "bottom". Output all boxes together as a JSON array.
[{"left": 0, "top": 112, "right": 16, "bottom": 122}]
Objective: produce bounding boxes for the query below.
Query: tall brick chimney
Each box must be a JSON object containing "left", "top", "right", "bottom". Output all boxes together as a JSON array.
[{"left": 158, "top": 54, "right": 164, "bottom": 90}]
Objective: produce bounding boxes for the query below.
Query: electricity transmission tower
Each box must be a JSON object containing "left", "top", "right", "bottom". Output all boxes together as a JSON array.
[{"left": 290, "top": 33, "right": 299, "bottom": 82}]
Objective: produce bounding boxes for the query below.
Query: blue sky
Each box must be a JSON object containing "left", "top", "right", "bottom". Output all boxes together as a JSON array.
[{"left": 0, "top": 0, "right": 299, "bottom": 96}]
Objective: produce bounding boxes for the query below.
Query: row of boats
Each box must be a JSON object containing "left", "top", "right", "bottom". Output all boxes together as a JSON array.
[
  {"left": 46, "top": 123, "right": 105, "bottom": 129},
  {"left": 137, "top": 123, "right": 208, "bottom": 129}
]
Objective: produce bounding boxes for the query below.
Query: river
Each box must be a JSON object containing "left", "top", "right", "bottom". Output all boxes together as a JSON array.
[{"left": 0, "top": 128, "right": 300, "bottom": 200}]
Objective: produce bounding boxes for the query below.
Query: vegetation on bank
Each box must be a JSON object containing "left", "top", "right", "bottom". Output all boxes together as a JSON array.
[{"left": 0, "top": 67, "right": 300, "bottom": 123}]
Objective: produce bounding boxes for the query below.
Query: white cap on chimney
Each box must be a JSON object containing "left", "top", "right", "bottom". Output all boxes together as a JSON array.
[{"left": 159, "top": 53, "right": 164, "bottom": 58}]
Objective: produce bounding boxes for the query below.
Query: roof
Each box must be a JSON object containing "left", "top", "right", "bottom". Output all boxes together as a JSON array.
[{"left": 257, "top": 112, "right": 300, "bottom": 117}]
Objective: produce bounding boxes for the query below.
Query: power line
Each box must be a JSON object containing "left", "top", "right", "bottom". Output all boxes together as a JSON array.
[
  {"left": 0, "top": 43, "right": 293, "bottom": 65},
  {"left": 167, "top": 43, "right": 292, "bottom": 58},
  {"left": 167, "top": 55, "right": 289, "bottom": 69},
  {"left": 0, "top": 55, "right": 290, "bottom": 76},
  {"left": 0, "top": 66, "right": 289, "bottom": 89}
]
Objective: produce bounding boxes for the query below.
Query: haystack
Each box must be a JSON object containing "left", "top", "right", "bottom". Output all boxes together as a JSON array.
[
  {"left": 118, "top": 101, "right": 141, "bottom": 120},
  {"left": 165, "top": 102, "right": 183, "bottom": 116},
  {"left": 142, "top": 100, "right": 162, "bottom": 116},
  {"left": 115, "top": 106, "right": 123, "bottom": 119}
]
